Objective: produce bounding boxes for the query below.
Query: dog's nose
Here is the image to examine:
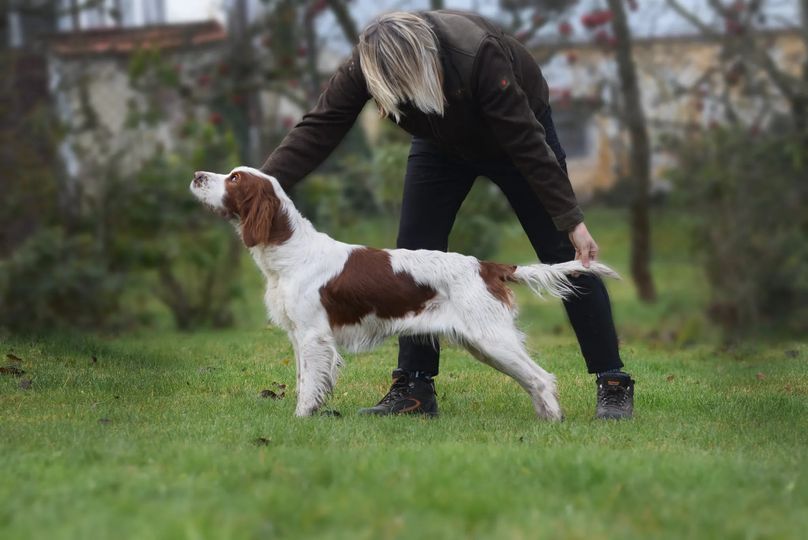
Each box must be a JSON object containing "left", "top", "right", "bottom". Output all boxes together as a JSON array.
[{"left": 193, "top": 171, "right": 207, "bottom": 187}]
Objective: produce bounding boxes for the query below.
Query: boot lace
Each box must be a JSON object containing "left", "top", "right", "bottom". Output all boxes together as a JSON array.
[
  {"left": 599, "top": 384, "right": 629, "bottom": 409},
  {"left": 376, "top": 377, "right": 409, "bottom": 406}
]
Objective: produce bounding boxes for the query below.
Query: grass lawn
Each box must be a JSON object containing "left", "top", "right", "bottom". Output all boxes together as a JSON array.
[{"left": 2, "top": 208, "right": 806, "bottom": 539}]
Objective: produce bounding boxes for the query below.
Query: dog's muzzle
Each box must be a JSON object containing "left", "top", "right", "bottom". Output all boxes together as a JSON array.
[{"left": 192, "top": 171, "right": 208, "bottom": 188}]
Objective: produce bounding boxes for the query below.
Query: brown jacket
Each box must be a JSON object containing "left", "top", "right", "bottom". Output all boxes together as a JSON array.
[{"left": 261, "top": 10, "right": 583, "bottom": 231}]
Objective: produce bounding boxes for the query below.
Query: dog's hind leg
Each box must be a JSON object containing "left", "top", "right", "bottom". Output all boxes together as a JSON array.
[
  {"left": 463, "top": 326, "right": 562, "bottom": 421},
  {"left": 293, "top": 331, "right": 343, "bottom": 417}
]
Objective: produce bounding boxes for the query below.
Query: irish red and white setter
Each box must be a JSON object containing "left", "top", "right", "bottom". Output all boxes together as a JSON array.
[{"left": 190, "top": 167, "right": 618, "bottom": 419}]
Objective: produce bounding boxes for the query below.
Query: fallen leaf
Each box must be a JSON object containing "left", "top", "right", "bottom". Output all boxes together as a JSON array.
[
  {"left": 756, "top": 372, "right": 766, "bottom": 380},
  {"left": 253, "top": 437, "right": 271, "bottom": 446},
  {"left": 259, "top": 389, "right": 285, "bottom": 399},
  {"left": 666, "top": 374, "right": 676, "bottom": 382},
  {"left": 0, "top": 366, "right": 25, "bottom": 377},
  {"left": 281, "top": 358, "right": 291, "bottom": 366},
  {"left": 6, "top": 353, "right": 22, "bottom": 363},
  {"left": 319, "top": 409, "right": 341, "bottom": 417},
  {"left": 98, "top": 417, "right": 112, "bottom": 425},
  {"left": 19, "top": 379, "right": 32, "bottom": 390}
]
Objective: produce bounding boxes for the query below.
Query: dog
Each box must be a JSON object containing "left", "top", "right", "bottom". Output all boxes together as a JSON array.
[{"left": 190, "top": 166, "right": 618, "bottom": 419}]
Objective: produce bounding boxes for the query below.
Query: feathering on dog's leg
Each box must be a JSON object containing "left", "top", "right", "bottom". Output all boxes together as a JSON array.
[
  {"left": 293, "top": 332, "right": 341, "bottom": 417},
  {"left": 289, "top": 334, "right": 303, "bottom": 401},
  {"left": 463, "top": 330, "right": 563, "bottom": 421}
]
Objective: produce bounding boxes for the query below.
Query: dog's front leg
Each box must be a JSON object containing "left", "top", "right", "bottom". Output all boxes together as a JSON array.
[
  {"left": 288, "top": 332, "right": 303, "bottom": 400},
  {"left": 293, "top": 331, "right": 342, "bottom": 417}
]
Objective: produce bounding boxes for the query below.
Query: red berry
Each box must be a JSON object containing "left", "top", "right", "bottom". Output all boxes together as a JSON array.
[
  {"left": 558, "top": 21, "right": 573, "bottom": 37},
  {"left": 581, "top": 10, "right": 613, "bottom": 29},
  {"left": 594, "top": 29, "right": 610, "bottom": 43},
  {"left": 209, "top": 112, "right": 223, "bottom": 125},
  {"left": 308, "top": 0, "right": 327, "bottom": 16},
  {"left": 724, "top": 17, "right": 744, "bottom": 35}
]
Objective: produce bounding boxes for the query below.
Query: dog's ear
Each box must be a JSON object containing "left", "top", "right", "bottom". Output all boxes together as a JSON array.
[{"left": 240, "top": 182, "right": 279, "bottom": 248}]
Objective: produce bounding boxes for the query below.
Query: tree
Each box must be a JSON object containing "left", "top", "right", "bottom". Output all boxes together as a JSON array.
[
  {"left": 539, "top": 0, "right": 656, "bottom": 301},
  {"left": 0, "top": 0, "right": 61, "bottom": 256},
  {"left": 665, "top": 0, "right": 808, "bottom": 139},
  {"left": 605, "top": 0, "right": 656, "bottom": 301}
]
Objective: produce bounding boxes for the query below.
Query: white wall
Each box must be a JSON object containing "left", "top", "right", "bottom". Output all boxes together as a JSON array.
[{"left": 165, "top": 0, "right": 224, "bottom": 23}]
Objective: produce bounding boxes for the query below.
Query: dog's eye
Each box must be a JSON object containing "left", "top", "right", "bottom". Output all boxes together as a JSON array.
[{"left": 228, "top": 173, "right": 239, "bottom": 183}]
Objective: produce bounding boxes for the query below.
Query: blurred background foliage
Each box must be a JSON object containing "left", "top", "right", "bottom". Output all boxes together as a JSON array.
[
  {"left": 670, "top": 127, "right": 808, "bottom": 338},
  {"left": 1, "top": 0, "right": 806, "bottom": 344}
]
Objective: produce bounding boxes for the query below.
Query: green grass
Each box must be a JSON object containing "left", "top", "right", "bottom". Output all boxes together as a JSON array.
[
  {"left": 1, "top": 207, "right": 806, "bottom": 539},
  {"left": 1, "top": 332, "right": 806, "bottom": 539}
]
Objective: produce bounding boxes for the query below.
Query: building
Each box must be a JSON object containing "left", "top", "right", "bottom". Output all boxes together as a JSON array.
[
  {"left": 534, "top": 27, "right": 806, "bottom": 199},
  {"left": 46, "top": 20, "right": 227, "bottom": 192}
]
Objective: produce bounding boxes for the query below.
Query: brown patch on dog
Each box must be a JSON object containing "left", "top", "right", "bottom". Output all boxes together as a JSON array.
[
  {"left": 479, "top": 261, "right": 517, "bottom": 307},
  {"left": 223, "top": 170, "right": 293, "bottom": 247},
  {"left": 319, "top": 248, "right": 437, "bottom": 328}
]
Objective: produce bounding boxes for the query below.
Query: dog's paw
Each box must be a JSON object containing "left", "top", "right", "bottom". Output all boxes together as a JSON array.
[{"left": 536, "top": 409, "right": 565, "bottom": 422}]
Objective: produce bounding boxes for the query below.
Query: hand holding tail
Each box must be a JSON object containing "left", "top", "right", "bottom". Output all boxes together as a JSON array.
[{"left": 568, "top": 222, "right": 599, "bottom": 268}]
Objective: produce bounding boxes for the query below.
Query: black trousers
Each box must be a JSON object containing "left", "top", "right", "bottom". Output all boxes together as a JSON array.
[{"left": 396, "top": 108, "right": 623, "bottom": 375}]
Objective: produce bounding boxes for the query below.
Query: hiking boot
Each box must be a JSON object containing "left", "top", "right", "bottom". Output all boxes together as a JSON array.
[
  {"left": 596, "top": 372, "right": 634, "bottom": 419},
  {"left": 358, "top": 369, "right": 439, "bottom": 416}
]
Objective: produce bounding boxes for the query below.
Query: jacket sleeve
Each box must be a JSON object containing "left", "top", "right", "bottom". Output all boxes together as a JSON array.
[
  {"left": 260, "top": 49, "right": 370, "bottom": 189},
  {"left": 473, "top": 38, "right": 583, "bottom": 231}
]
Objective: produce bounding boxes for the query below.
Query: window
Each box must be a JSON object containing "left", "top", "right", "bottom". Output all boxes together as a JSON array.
[{"left": 552, "top": 108, "right": 591, "bottom": 159}]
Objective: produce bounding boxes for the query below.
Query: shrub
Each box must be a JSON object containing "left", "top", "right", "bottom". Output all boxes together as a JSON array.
[
  {"left": 668, "top": 128, "right": 808, "bottom": 338},
  {"left": 0, "top": 228, "right": 125, "bottom": 331},
  {"left": 297, "top": 140, "right": 513, "bottom": 259}
]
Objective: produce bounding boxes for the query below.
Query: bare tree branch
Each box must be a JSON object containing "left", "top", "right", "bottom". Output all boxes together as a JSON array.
[
  {"left": 327, "top": 0, "right": 359, "bottom": 44},
  {"left": 303, "top": 1, "right": 322, "bottom": 103},
  {"left": 666, "top": 0, "right": 801, "bottom": 101}
]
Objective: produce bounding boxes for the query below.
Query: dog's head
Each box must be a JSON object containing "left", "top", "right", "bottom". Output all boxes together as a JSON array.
[{"left": 190, "top": 166, "right": 293, "bottom": 247}]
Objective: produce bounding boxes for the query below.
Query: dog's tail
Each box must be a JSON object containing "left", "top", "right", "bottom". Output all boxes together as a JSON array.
[{"left": 511, "top": 260, "right": 620, "bottom": 300}]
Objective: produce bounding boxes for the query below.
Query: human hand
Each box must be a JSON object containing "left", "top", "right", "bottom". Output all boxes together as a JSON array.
[{"left": 568, "top": 222, "right": 599, "bottom": 268}]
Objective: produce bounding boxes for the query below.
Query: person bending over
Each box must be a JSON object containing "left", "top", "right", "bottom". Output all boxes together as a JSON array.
[{"left": 261, "top": 10, "right": 635, "bottom": 419}]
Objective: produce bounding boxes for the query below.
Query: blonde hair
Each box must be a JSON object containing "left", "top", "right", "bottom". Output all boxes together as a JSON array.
[{"left": 358, "top": 12, "right": 446, "bottom": 122}]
